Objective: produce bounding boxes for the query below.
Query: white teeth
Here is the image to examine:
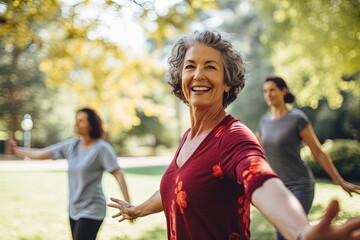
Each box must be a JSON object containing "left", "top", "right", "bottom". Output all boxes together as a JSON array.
[{"left": 192, "top": 86, "right": 210, "bottom": 91}]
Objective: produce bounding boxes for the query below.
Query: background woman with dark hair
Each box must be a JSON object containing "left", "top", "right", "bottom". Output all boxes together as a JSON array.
[
  {"left": 257, "top": 76, "right": 360, "bottom": 240},
  {"left": 10, "top": 107, "right": 131, "bottom": 240}
]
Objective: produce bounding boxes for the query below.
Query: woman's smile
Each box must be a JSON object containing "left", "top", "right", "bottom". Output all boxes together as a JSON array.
[{"left": 181, "top": 44, "right": 229, "bottom": 108}]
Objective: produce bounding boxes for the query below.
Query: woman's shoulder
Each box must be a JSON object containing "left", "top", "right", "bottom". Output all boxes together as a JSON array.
[
  {"left": 58, "top": 137, "right": 80, "bottom": 146},
  {"left": 95, "top": 139, "right": 116, "bottom": 151},
  {"left": 260, "top": 112, "right": 272, "bottom": 121},
  {"left": 289, "top": 108, "right": 309, "bottom": 120},
  {"left": 289, "top": 108, "right": 305, "bottom": 115},
  {"left": 223, "top": 115, "right": 257, "bottom": 139},
  {"left": 96, "top": 139, "right": 111, "bottom": 146},
  {"left": 49, "top": 137, "right": 80, "bottom": 151}
]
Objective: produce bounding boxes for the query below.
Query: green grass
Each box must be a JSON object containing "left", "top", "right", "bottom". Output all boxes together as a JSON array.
[{"left": 0, "top": 166, "right": 359, "bottom": 240}]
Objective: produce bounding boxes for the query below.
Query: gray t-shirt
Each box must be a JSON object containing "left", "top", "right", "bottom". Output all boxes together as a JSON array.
[
  {"left": 49, "top": 138, "right": 120, "bottom": 220},
  {"left": 258, "top": 109, "right": 315, "bottom": 188}
]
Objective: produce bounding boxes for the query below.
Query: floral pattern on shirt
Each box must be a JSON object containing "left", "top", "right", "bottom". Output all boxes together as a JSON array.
[
  {"left": 242, "top": 157, "right": 273, "bottom": 191},
  {"left": 169, "top": 174, "right": 188, "bottom": 239},
  {"left": 214, "top": 125, "right": 225, "bottom": 137},
  {"left": 175, "top": 183, "right": 187, "bottom": 214},
  {"left": 212, "top": 162, "right": 224, "bottom": 178},
  {"left": 237, "top": 195, "right": 250, "bottom": 239},
  {"left": 228, "top": 232, "right": 243, "bottom": 240},
  {"left": 170, "top": 199, "right": 176, "bottom": 240}
]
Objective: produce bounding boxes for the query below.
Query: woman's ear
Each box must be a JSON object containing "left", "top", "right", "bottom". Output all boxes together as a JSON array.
[{"left": 225, "top": 85, "right": 231, "bottom": 93}]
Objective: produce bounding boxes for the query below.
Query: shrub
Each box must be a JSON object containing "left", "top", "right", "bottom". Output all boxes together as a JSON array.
[{"left": 302, "top": 139, "right": 360, "bottom": 181}]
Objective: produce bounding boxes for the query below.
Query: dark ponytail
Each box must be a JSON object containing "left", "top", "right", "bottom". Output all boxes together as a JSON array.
[{"left": 265, "top": 76, "right": 295, "bottom": 103}]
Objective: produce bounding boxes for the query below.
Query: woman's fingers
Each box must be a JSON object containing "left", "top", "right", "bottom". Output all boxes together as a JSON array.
[
  {"left": 110, "top": 196, "right": 123, "bottom": 204},
  {"left": 318, "top": 199, "right": 340, "bottom": 228},
  {"left": 108, "top": 196, "right": 138, "bottom": 222},
  {"left": 107, "top": 203, "right": 121, "bottom": 209},
  {"left": 111, "top": 211, "right": 123, "bottom": 218},
  {"left": 344, "top": 217, "right": 360, "bottom": 239}
]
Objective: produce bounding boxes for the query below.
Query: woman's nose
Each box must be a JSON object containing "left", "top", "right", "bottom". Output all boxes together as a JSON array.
[{"left": 193, "top": 67, "right": 205, "bottom": 80}]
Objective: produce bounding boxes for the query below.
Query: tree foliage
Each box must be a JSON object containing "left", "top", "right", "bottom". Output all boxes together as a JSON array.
[
  {"left": 0, "top": 0, "right": 219, "bottom": 146},
  {"left": 1, "top": 0, "right": 358, "bottom": 149},
  {"left": 216, "top": 0, "right": 359, "bottom": 141},
  {"left": 255, "top": 0, "right": 360, "bottom": 109},
  {"left": 217, "top": 0, "right": 273, "bottom": 131}
]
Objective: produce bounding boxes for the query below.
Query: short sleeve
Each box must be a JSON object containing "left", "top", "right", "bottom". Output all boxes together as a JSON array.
[
  {"left": 217, "top": 119, "right": 279, "bottom": 201},
  {"left": 49, "top": 138, "right": 78, "bottom": 160},
  {"left": 236, "top": 156, "right": 279, "bottom": 202},
  {"left": 295, "top": 109, "right": 310, "bottom": 132},
  {"left": 99, "top": 141, "right": 120, "bottom": 173}
]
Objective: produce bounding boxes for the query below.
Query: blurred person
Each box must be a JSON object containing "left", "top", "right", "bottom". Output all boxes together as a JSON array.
[
  {"left": 257, "top": 75, "right": 360, "bottom": 240},
  {"left": 10, "top": 107, "right": 131, "bottom": 240},
  {"left": 107, "top": 30, "right": 360, "bottom": 240}
]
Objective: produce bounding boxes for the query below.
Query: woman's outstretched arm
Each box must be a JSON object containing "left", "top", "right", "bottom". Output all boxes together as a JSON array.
[{"left": 252, "top": 178, "right": 360, "bottom": 240}]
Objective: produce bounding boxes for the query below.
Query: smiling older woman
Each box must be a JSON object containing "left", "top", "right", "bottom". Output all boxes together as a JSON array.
[{"left": 108, "top": 30, "right": 360, "bottom": 240}]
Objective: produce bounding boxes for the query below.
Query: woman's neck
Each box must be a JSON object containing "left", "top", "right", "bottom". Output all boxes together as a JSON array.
[
  {"left": 80, "top": 136, "right": 95, "bottom": 148},
  {"left": 271, "top": 105, "right": 289, "bottom": 119},
  {"left": 189, "top": 107, "right": 227, "bottom": 139}
]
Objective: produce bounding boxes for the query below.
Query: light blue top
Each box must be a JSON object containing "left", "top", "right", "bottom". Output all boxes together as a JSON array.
[
  {"left": 258, "top": 108, "right": 315, "bottom": 188},
  {"left": 49, "top": 138, "right": 120, "bottom": 220}
]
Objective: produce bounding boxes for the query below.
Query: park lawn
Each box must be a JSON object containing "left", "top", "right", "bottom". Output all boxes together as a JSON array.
[{"left": 0, "top": 167, "right": 359, "bottom": 240}]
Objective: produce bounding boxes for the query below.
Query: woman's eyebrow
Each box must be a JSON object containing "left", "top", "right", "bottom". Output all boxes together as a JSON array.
[{"left": 184, "top": 59, "right": 220, "bottom": 65}]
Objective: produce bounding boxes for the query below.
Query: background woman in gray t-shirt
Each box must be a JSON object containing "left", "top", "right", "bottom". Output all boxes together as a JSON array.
[
  {"left": 257, "top": 76, "right": 359, "bottom": 240},
  {"left": 11, "top": 107, "right": 131, "bottom": 240}
]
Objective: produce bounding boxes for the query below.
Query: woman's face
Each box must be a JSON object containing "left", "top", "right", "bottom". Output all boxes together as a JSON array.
[
  {"left": 181, "top": 44, "right": 230, "bottom": 109},
  {"left": 75, "top": 111, "right": 91, "bottom": 137},
  {"left": 263, "top": 81, "right": 286, "bottom": 107}
]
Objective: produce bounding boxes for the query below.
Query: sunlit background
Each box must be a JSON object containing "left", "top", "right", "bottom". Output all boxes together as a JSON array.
[
  {"left": 0, "top": 0, "right": 359, "bottom": 239},
  {"left": 1, "top": 0, "right": 359, "bottom": 153}
]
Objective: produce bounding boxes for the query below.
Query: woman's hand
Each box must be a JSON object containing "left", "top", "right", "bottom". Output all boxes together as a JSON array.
[
  {"left": 107, "top": 197, "right": 138, "bottom": 222},
  {"left": 107, "top": 190, "right": 163, "bottom": 223},
  {"left": 301, "top": 199, "right": 360, "bottom": 240},
  {"left": 339, "top": 181, "right": 360, "bottom": 197}
]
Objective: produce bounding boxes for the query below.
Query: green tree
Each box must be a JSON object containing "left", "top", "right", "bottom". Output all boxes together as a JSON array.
[
  {"left": 216, "top": 0, "right": 359, "bottom": 141},
  {"left": 0, "top": 0, "right": 220, "bottom": 148},
  {"left": 255, "top": 0, "right": 360, "bottom": 109},
  {"left": 302, "top": 92, "right": 360, "bottom": 142},
  {"left": 0, "top": 0, "right": 70, "bottom": 142},
  {"left": 211, "top": 0, "right": 272, "bottom": 131}
]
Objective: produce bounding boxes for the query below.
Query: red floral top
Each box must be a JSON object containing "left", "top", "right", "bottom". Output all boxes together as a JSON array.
[{"left": 160, "top": 115, "right": 278, "bottom": 240}]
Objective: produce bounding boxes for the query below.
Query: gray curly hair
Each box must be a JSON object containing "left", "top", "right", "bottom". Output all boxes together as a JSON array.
[{"left": 167, "top": 30, "right": 247, "bottom": 108}]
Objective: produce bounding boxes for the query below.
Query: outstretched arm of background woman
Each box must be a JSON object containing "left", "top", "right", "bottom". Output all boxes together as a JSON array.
[
  {"left": 252, "top": 178, "right": 360, "bottom": 240},
  {"left": 300, "top": 124, "right": 360, "bottom": 196},
  {"left": 8, "top": 139, "right": 51, "bottom": 160},
  {"left": 112, "top": 169, "right": 131, "bottom": 203},
  {"left": 107, "top": 190, "right": 163, "bottom": 222}
]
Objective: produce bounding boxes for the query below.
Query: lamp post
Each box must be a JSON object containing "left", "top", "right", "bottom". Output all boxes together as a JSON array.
[{"left": 21, "top": 114, "right": 33, "bottom": 160}]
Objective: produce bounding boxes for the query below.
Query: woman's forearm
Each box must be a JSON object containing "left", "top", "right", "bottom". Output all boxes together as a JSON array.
[
  {"left": 134, "top": 190, "right": 163, "bottom": 217},
  {"left": 313, "top": 151, "right": 344, "bottom": 184},
  {"left": 252, "top": 178, "right": 310, "bottom": 240},
  {"left": 112, "top": 169, "right": 131, "bottom": 203},
  {"left": 13, "top": 147, "right": 51, "bottom": 160}
]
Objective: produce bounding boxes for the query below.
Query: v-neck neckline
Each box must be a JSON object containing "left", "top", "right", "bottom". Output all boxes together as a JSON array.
[{"left": 175, "top": 115, "right": 230, "bottom": 169}]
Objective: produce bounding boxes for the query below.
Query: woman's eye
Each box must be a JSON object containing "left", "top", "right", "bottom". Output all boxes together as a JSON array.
[
  {"left": 206, "top": 65, "right": 216, "bottom": 70},
  {"left": 184, "top": 65, "right": 194, "bottom": 69}
]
